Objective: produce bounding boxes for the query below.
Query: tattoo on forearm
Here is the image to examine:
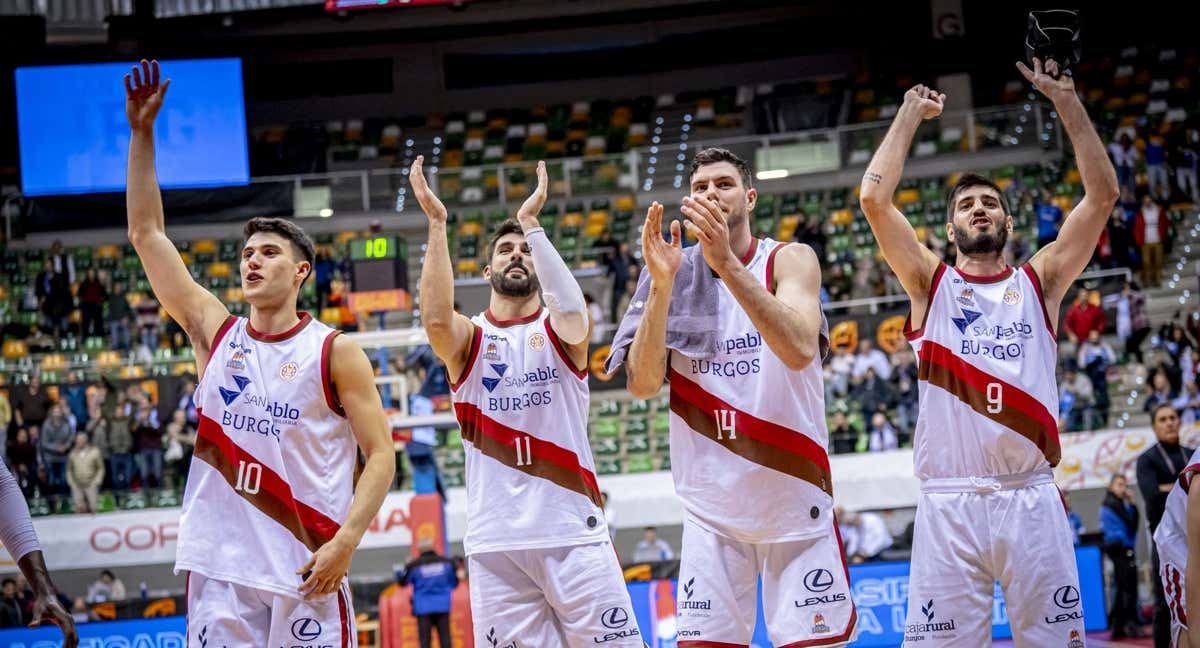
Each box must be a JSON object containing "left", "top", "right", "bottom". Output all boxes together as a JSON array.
[{"left": 865, "top": 172, "right": 883, "bottom": 184}]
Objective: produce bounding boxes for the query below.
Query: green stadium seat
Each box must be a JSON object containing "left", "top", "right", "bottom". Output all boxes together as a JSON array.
[{"left": 625, "top": 455, "right": 654, "bottom": 473}]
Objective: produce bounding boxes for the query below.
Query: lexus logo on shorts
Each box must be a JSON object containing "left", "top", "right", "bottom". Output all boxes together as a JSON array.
[
  {"left": 291, "top": 618, "right": 321, "bottom": 641},
  {"left": 601, "top": 606, "right": 629, "bottom": 629},
  {"left": 1054, "top": 586, "right": 1081, "bottom": 609},
  {"left": 803, "top": 569, "right": 834, "bottom": 593}
]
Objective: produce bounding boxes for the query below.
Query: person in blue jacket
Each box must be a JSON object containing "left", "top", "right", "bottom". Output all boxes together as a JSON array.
[
  {"left": 1099, "top": 473, "right": 1143, "bottom": 639},
  {"left": 399, "top": 538, "right": 459, "bottom": 648}
]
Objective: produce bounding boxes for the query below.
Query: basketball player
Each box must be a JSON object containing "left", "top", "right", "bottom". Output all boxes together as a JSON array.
[
  {"left": 409, "top": 155, "right": 641, "bottom": 646},
  {"left": 1152, "top": 405, "right": 1200, "bottom": 648},
  {"left": 125, "top": 60, "right": 395, "bottom": 646},
  {"left": 858, "top": 58, "right": 1118, "bottom": 646},
  {"left": 611, "top": 147, "right": 856, "bottom": 647},
  {"left": 0, "top": 461, "right": 77, "bottom": 646}
]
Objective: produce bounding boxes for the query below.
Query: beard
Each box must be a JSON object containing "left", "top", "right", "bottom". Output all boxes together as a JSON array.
[
  {"left": 952, "top": 222, "right": 1008, "bottom": 256},
  {"left": 490, "top": 262, "right": 540, "bottom": 297}
]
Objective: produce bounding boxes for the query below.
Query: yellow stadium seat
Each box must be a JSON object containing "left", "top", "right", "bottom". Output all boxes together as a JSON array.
[
  {"left": 193, "top": 240, "right": 217, "bottom": 254},
  {"left": 563, "top": 212, "right": 584, "bottom": 227},
  {"left": 178, "top": 252, "right": 192, "bottom": 265},
  {"left": 319, "top": 308, "right": 341, "bottom": 326},
  {"left": 97, "top": 351, "right": 122, "bottom": 368},
  {"left": 208, "top": 262, "right": 232, "bottom": 278},
  {"left": 224, "top": 287, "right": 244, "bottom": 303},
  {"left": 896, "top": 189, "right": 920, "bottom": 206},
  {"left": 778, "top": 215, "right": 801, "bottom": 241},
  {"left": 585, "top": 222, "right": 606, "bottom": 237},
  {"left": 830, "top": 209, "right": 854, "bottom": 226},
  {"left": 336, "top": 231, "right": 357, "bottom": 246},
  {"left": 615, "top": 196, "right": 636, "bottom": 211},
  {"left": 120, "top": 366, "right": 146, "bottom": 379},
  {"left": 459, "top": 222, "right": 482, "bottom": 237},
  {"left": 587, "top": 210, "right": 609, "bottom": 226},
  {"left": 456, "top": 259, "right": 480, "bottom": 275},
  {"left": 40, "top": 354, "right": 66, "bottom": 371},
  {"left": 97, "top": 245, "right": 121, "bottom": 259},
  {"left": 2, "top": 341, "right": 27, "bottom": 359},
  {"left": 1065, "top": 169, "right": 1082, "bottom": 186},
  {"left": 994, "top": 178, "right": 1013, "bottom": 191}
]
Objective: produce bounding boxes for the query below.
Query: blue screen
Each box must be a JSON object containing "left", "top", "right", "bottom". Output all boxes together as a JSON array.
[{"left": 15, "top": 58, "right": 250, "bottom": 197}]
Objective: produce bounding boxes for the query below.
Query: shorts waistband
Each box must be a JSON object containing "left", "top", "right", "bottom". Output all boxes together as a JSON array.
[{"left": 920, "top": 470, "right": 1054, "bottom": 494}]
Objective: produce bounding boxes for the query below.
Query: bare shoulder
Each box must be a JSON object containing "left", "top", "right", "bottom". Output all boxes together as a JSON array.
[{"left": 771, "top": 242, "right": 821, "bottom": 279}]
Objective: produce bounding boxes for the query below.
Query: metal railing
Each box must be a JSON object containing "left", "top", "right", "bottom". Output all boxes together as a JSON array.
[{"left": 247, "top": 102, "right": 1062, "bottom": 219}]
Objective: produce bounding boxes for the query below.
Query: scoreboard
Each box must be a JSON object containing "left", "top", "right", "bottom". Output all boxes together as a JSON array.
[
  {"left": 348, "top": 235, "right": 411, "bottom": 312},
  {"left": 325, "top": 0, "right": 466, "bottom": 11}
]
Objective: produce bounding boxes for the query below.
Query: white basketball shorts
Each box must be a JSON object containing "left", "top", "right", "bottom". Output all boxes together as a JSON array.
[{"left": 185, "top": 571, "right": 356, "bottom": 647}]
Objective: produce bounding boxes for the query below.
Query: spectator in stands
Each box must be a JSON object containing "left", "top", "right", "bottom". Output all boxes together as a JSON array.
[
  {"left": 1005, "top": 230, "right": 1030, "bottom": 267},
  {"left": 1176, "top": 128, "right": 1199, "bottom": 204},
  {"left": 162, "top": 409, "right": 195, "bottom": 490},
  {"left": 133, "top": 402, "right": 162, "bottom": 489},
  {"left": 1099, "top": 473, "right": 1142, "bottom": 639},
  {"left": 607, "top": 242, "right": 636, "bottom": 324},
  {"left": 104, "top": 281, "right": 134, "bottom": 351},
  {"left": 398, "top": 538, "right": 458, "bottom": 648},
  {"left": 405, "top": 344, "right": 450, "bottom": 400},
  {"left": 0, "top": 380, "right": 11, "bottom": 465},
  {"left": 1108, "top": 133, "right": 1138, "bottom": 193},
  {"left": 60, "top": 372, "right": 87, "bottom": 432},
  {"left": 892, "top": 350, "right": 919, "bottom": 433},
  {"left": 176, "top": 378, "right": 198, "bottom": 428},
  {"left": 106, "top": 394, "right": 134, "bottom": 496},
  {"left": 0, "top": 578, "right": 23, "bottom": 628},
  {"left": 631, "top": 527, "right": 674, "bottom": 563},
  {"left": 39, "top": 403, "right": 74, "bottom": 495},
  {"left": 1060, "top": 367, "right": 1097, "bottom": 431},
  {"left": 826, "top": 347, "right": 854, "bottom": 397},
  {"left": 12, "top": 375, "right": 54, "bottom": 432},
  {"left": 36, "top": 262, "right": 73, "bottom": 343},
  {"left": 826, "top": 264, "right": 851, "bottom": 303},
  {"left": 1109, "top": 280, "right": 1151, "bottom": 363},
  {"left": 836, "top": 508, "right": 893, "bottom": 563},
  {"left": 1134, "top": 194, "right": 1167, "bottom": 289},
  {"left": 851, "top": 339, "right": 891, "bottom": 380},
  {"left": 24, "top": 326, "right": 54, "bottom": 354},
  {"left": 1063, "top": 288, "right": 1105, "bottom": 351},
  {"left": 70, "top": 597, "right": 97, "bottom": 624},
  {"left": 46, "top": 241, "right": 75, "bottom": 284},
  {"left": 1143, "top": 372, "right": 1176, "bottom": 413},
  {"left": 1063, "top": 492, "right": 1084, "bottom": 546},
  {"left": 1146, "top": 133, "right": 1170, "bottom": 201},
  {"left": 615, "top": 275, "right": 638, "bottom": 320},
  {"left": 1136, "top": 404, "right": 1189, "bottom": 646},
  {"left": 585, "top": 293, "right": 606, "bottom": 343},
  {"left": 76, "top": 268, "right": 107, "bottom": 339},
  {"left": 134, "top": 292, "right": 161, "bottom": 358},
  {"left": 1106, "top": 206, "right": 1136, "bottom": 269},
  {"left": 66, "top": 432, "right": 103, "bottom": 514},
  {"left": 1079, "top": 330, "right": 1116, "bottom": 424},
  {"left": 1175, "top": 381, "right": 1200, "bottom": 426},
  {"left": 851, "top": 367, "right": 893, "bottom": 421},
  {"left": 7, "top": 428, "right": 38, "bottom": 496},
  {"left": 866, "top": 412, "right": 900, "bottom": 452},
  {"left": 1035, "top": 189, "right": 1063, "bottom": 249},
  {"left": 828, "top": 410, "right": 860, "bottom": 455},
  {"left": 794, "top": 211, "right": 827, "bottom": 262}
]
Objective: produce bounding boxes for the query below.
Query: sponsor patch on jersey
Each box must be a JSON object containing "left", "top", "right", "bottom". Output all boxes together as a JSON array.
[
  {"left": 528, "top": 333, "right": 546, "bottom": 351},
  {"left": 950, "top": 308, "right": 982, "bottom": 334},
  {"left": 1003, "top": 286, "right": 1022, "bottom": 305},
  {"left": 956, "top": 288, "right": 975, "bottom": 306},
  {"left": 811, "top": 613, "right": 831, "bottom": 634},
  {"left": 483, "top": 342, "right": 501, "bottom": 362},
  {"left": 225, "top": 339, "right": 252, "bottom": 371},
  {"left": 278, "top": 361, "right": 299, "bottom": 382}
]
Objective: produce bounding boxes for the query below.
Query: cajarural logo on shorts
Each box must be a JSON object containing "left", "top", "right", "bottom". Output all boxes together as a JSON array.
[
  {"left": 679, "top": 577, "right": 712, "bottom": 615},
  {"left": 905, "top": 599, "right": 957, "bottom": 640},
  {"left": 485, "top": 626, "right": 517, "bottom": 648}
]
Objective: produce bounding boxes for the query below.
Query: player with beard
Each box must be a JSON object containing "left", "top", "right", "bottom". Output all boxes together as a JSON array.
[
  {"left": 410, "top": 157, "right": 641, "bottom": 646},
  {"left": 860, "top": 59, "right": 1118, "bottom": 646}
]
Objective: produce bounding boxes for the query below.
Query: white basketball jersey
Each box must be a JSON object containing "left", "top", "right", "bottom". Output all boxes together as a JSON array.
[
  {"left": 906, "top": 264, "right": 1061, "bottom": 480},
  {"left": 1154, "top": 448, "right": 1200, "bottom": 573},
  {"left": 451, "top": 307, "right": 608, "bottom": 555},
  {"left": 176, "top": 313, "right": 357, "bottom": 599},
  {"left": 667, "top": 238, "right": 833, "bottom": 544}
]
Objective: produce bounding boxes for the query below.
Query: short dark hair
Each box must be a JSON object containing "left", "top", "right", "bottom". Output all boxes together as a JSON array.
[
  {"left": 689, "top": 147, "right": 752, "bottom": 188},
  {"left": 100, "top": 569, "right": 114, "bottom": 579},
  {"left": 946, "top": 172, "right": 1010, "bottom": 222},
  {"left": 487, "top": 218, "right": 525, "bottom": 259},
  {"left": 1152, "top": 402, "right": 1179, "bottom": 422},
  {"left": 243, "top": 217, "right": 316, "bottom": 269},
  {"left": 1, "top": 578, "right": 14, "bottom": 587}
]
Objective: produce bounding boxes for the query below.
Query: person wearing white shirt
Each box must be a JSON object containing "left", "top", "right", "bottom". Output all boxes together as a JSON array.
[
  {"left": 836, "top": 508, "right": 894, "bottom": 563},
  {"left": 851, "top": 339, "right": 892, "bottom": 380},
  {"left": 630, "top": 527, "right": 675, "bottom": 563}
]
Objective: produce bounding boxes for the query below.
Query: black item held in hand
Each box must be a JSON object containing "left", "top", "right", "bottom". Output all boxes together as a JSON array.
[{"left": 1025, "top": 9, "right": 1082, "bottom": 77}]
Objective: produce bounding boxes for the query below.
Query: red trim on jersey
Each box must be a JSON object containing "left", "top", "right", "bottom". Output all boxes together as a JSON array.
[
  {"left": 453, "top": 400, "right": 603, "bottom": 506},
  {"left": 1180, "top": 463, "right": 1200, "bottom": 493},
  {"left": 450, "top": 326, "right": 483, "bottom": 393},
  {"left": 544, "top": 317, "right": 588, "bottom": 379},
  {"left": 246, "top": 311, "right": 313, "bottom": 342},
  {"left": 917, "top": 340, "right": 1061, "bottom": 465},
  {"left": 775, "top": 521, "right": 859, "bottom": 648},
  {"left": 765, "top": 242, "right": 788, "bottom": 294},
  {"left": 193, "top": 410, "right": 342, "bottom": 552},
  {"left": 338, "top": 587, "right": 350, "bottom": 648},
  {"left": 1021, "top": 264, "right": 1057, "bottom": 339},
  {"left": 708, "top": 238, "right": 759, "bottom": 277},
  {"left": 955, "top": 265, "right": 1013, "bottom": 284},
  {"left": 668, "top": 368, "right": 832, "bottom": 494},
  {"left": 321, "top": 331, "right": 346, "bottom": 417},
  {"left": 485, "top": 306, "right": 543, "bottom": 327},
  {"left": 203, "top": 315, "right": 238, "bottom": 374},
  {"left": 1167, "top": 563, "right": 1188, "bottom": 627},
  {"left": 903, "top": 263, "right": 947, "bottom": 341},
  {"left": 678, "top": 642, "right": 749, "bottom": 648}
]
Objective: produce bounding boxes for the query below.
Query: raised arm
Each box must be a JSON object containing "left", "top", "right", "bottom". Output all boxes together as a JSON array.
[
  {"left": 1024, "top": 58, "right": 1121, "bottom": 307},
  {"left": 125, "top": 60, "right": 228, "bottom": 376},
  {"left": 410, "top": 155, "right": 475, "bottom": 382},
  {"left": 625, "top": 203, "right": 679, "bottom": 399},
  {"left": 682, "top": 196, "right": 821, "bottom": 370},
  {"left": 297, "top": 335, "right": 394, "bottom": 600},
  {"left": 858, "top": 85, "right": 944, "bottom": 301},
  {"left": 516, "top": 162, "right": 590, "bottom": 367}
]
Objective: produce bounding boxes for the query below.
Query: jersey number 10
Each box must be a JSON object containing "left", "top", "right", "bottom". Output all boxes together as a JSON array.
[{"left": 235, "top": 460, "right": 263, "bottom": 495}]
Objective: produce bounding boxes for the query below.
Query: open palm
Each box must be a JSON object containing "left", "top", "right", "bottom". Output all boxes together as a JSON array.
[
  {"left": 641, "top": 202, "right": 681, "bottom": 283},
  {"left": 124, "top": 59, "right": 170, "bottom": 132}
]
